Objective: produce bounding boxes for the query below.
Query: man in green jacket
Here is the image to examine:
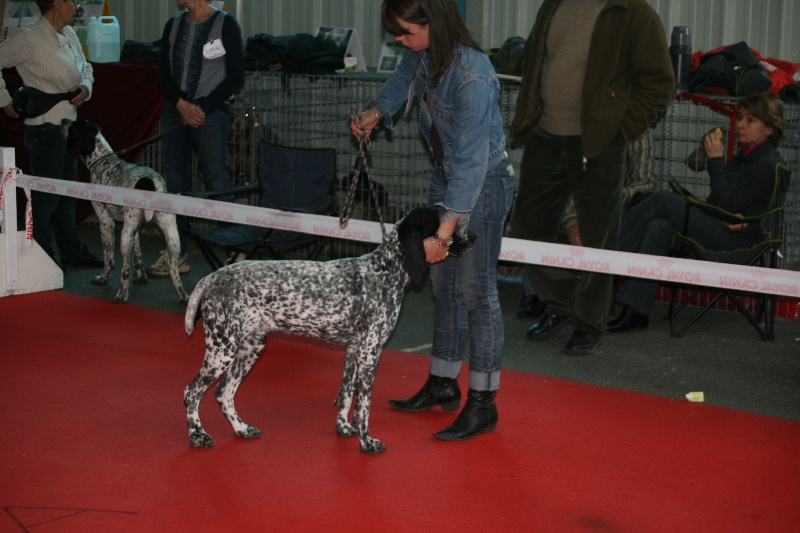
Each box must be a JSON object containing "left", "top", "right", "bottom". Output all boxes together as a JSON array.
[{"left": 511, "top": 0, "right": 675, "bottom": 355}]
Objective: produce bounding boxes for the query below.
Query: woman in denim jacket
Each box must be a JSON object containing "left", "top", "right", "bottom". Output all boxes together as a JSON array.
[{"left": 351, "top": 0, "right": 516, "bottom": 441}]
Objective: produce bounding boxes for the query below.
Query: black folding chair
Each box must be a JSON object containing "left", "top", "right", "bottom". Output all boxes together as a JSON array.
[
  {"left": 190, "top": 141, "right": 337, "bottom": 271},
  {"left": 668, "top": 164, "right": 792, "bottom": 340}
]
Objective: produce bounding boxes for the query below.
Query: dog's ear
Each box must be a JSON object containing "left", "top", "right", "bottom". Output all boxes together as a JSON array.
[
  {"left": 447, "top": 231, "right": 477, "bottom": 257},
  {"left": 398, "top": 207, "right": 438, "bottom": 284},
  {"left": 71, "top": 119, "right": 101, "bottom": 159}
]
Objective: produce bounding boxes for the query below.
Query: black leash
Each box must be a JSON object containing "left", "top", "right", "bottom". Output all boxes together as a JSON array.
[{"left": 340, "top": 108, "right": 388, "bottom": 240}]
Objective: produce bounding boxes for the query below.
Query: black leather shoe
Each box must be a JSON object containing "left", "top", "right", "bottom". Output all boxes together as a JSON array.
[
  {"left": 526, "top": 313, "right": 572, "bottom": 340},
  {"left": 563, "top": 329, "right": 601, "bottom": 356},
  {"left": 606, "top": 305, "right": 649, "bottom": 333},
  {"left": 61, "top": 245, "right": 103, "bottom": 268},
  {"left": 517, "top": 294, "right": 546, "bottom": 319},
  {"left": 388, "top": 374, "right": 461, "bottom": 412},
  {"left": 433, "top": 389, "right": 497, "bottom": 441}
]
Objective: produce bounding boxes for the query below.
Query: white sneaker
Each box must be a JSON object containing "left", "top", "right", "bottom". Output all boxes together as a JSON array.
[{"left": 146, "top": 250, "right": 190, "bottom": 277}]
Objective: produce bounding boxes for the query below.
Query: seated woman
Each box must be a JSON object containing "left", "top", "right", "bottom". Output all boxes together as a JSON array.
[{"left": 607, "top": 92, "right": 788, "bottom": 333}]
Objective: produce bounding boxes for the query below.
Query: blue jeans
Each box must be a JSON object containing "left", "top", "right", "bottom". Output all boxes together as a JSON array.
[
  {"left": 162, "top": 99, "right": 231, "bottom": 254},
  {"left": 24, "top": 123, "right": 84, "bottom": 261},
  {"left": 428, "top": 160, "right": 515, "bottom": 391}
]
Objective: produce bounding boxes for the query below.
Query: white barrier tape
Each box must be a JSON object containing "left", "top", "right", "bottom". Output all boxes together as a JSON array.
[
  {"left": 12, "top": 173, "right": 387, "bottom": 244},
  {"left": 7, "top": 172, "right": 800, "bottom": 299}
]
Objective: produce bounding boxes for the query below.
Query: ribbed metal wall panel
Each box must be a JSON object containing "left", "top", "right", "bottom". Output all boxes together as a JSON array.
[{"left": 116, "top": 1, "right": 798, "bottom": 67}]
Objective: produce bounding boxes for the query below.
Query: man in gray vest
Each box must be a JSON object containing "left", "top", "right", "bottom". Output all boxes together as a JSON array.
[{"left": 147, "top": 0, "right": 244, "bottom": 278}]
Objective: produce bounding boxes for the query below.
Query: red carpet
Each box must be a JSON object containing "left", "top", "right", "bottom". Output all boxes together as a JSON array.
[{"left": 1, "top": 292, "right": 798, "bottom": 532}]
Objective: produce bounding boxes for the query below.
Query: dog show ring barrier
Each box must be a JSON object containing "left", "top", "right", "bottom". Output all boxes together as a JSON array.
[{"left": 2, "top": 146, "right": 799, "bottom": 304}]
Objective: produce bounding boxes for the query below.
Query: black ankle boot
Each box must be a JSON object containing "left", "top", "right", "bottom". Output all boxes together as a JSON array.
[
  {"left": 433, "top": 389, "right": 498, "bottom": 441},
  {"left": 388, "top": 374, "right": 461, "bottom": 412}
]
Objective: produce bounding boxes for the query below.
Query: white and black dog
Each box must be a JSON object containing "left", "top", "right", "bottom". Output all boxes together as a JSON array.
[
  {"left": 62, "top": 119, "right": 187, "bottom": 304},
  {"left": 183, "top": 207, "right": 474, "bottom": 454}
]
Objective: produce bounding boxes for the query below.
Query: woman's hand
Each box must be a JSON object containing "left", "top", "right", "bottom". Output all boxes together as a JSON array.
[
  {"left": 703, "top": 127, "right": 725, "bottom": 159},
  {"left": 424, "top": 219, "right": 458, "bottom": 264},
  {"left": 3, "top": 103, "right": 19, "bottom": 118},
  {"left": 69, "top": 85, "right": 89, "bottom": 107},
  {"left": 725, "top": 213, "right": 748, "bottom": 232},
  {"left": 176, "top": 98, "right": 206, "bottom": 127},
  {"left": 350, "top": 107, "right": 381, "bottom": 138},
  {"left": 424, "top": 236, "right": 449, "bottom": 263}
]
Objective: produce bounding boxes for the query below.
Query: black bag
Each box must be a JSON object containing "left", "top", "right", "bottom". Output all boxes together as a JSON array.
[
  {"left": 120, "top": 39, "right": 162, "bottom": 63},
  {"left": 492, "top": 36, "right": 526, "bottom": 76},
  {"left": 245, "top": 33, "right": 289, "bottom": 71},
  {"left": 279, "top": 33, "right": 345, "bottom": 74},
  {"left": 689, "top": 41, "right": 772, "bottom": 96},
  {"left": 12, "top": 86, "right": 81, "bottom": 118}
]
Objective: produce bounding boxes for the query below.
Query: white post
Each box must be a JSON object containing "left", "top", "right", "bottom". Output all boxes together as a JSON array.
[
  {"left": 1, "top": 147, "right": 19, "bottom": 293},
  {"left": 0, "top": 146, "right": 63, "bottom": 297}
]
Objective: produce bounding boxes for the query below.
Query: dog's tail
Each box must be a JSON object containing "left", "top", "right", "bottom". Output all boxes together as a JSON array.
[
  {"left": 184, "top": 274, "right": 212, "bottom": 336},
  {"left": 134, "top": 177, "right": 158, "bottom": 223}
]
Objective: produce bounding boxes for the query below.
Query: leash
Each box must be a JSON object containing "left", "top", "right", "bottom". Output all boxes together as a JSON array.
[{"left": 340, "top": 107, "right": 388, "bottom": 241}]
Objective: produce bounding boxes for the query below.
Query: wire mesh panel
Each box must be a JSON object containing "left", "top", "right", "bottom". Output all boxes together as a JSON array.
[{"left": 140, "top": 72, "right": 798, "bottom": 270}]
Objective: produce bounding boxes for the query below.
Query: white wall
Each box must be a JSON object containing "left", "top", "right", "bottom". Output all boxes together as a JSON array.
[{"left": 115, "top": 0, "right": 799, "bottom": 67}]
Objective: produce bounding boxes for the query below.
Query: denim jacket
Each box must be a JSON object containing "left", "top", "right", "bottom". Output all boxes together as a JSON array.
[{"left": 368, "top": 46, "right": 508, "bottom": 219}]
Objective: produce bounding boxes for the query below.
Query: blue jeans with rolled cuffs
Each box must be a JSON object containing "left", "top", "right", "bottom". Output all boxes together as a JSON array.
[
  {"left": 24, "top": 123, "right": 84, "bottom": 261},
  {"left": 161, "top": 99, "right": 232, "bottom": 255},
  {"left": 428, "top": 160, "right": 515, "bottom": 392}
]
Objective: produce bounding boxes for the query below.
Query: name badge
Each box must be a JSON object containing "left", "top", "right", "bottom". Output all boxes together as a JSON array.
[{"left": 203, "top": 39, "right": 226, "bottom": 59}]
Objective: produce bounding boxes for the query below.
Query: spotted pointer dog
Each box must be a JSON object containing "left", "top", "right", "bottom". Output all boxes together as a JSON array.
[
  {"left": 183, "top": 207, "right": 474, "bottom": 454},
  {"left": 62, "top": 119, "right": 187, "bottom": 304}
]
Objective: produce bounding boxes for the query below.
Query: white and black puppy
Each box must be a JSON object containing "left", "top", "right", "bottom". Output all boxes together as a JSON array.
[
  {"left": 183, "top": 207, "right": 474, "bottom": 454},
  {"left": 62, "top": 119, "right": 187, "bottom": 304}
]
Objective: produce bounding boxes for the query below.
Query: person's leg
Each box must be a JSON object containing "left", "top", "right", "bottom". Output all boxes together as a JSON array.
[
  {"left": 617, "top": 191, "right": 744, "bottom": 316},
  {"left": 162, "top": 101, "right": 195, "bottom": 255},
  {"left": 24, "top": 124, "right": 63, "bottom": 260},
  {"left": 432, "top": 160, "right": 515, "bottom": 441},
  {"left": 194, "top": 105, "right": 233, "bottom": 195},
  {"left": 53, "top": 146, "right": 86, "bottom": 261},
  {"left": 388, "top": 167, "right": 464, "bottom": 413},
  {"left": 512, "top": 127, "right": 576, "bottom": 317},
  {"left": 568, "top": 131, "right": 626, "bottom": 339}
]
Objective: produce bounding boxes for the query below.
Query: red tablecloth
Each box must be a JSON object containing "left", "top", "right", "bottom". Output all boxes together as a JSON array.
[{"left": 1, "top": 61, "right": 165, "bottom": 220}]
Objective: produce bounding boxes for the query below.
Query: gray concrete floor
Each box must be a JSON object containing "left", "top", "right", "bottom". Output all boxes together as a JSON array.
[{"left": 63, "top": 222, "right": 800, "bottom": 422}]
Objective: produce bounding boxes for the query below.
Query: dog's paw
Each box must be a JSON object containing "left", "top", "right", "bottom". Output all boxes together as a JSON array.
[
  {"left": 133, "top": 275, "right": 148, "bottom": 285},
  {"left": 235, "top": 425, "right": 262, "bottom": 439},
  {"left": 189, "top": 431, "right": 215, "bottom": 448},
  {"left": 359, "top": 437, "right": 387, "bottom": 454},
  {"left": 113, "top": 290, "right": 129, "bottom": 304},
  {"left": 91, "top": 275, "right": 109, "bottom": 286},
  {"left": 336, "top": 419, "right": 357, "bottom": 438}
]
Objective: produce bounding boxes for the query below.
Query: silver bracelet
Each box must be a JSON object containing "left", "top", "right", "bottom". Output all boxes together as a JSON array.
[{"left": 430, "top": 233, "right": 453, "bottom": 248}]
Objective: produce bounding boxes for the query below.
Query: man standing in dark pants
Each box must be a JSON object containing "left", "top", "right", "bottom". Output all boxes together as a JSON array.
[{"left": 511, "top": 0, "right": 674, "bottom": 355}]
